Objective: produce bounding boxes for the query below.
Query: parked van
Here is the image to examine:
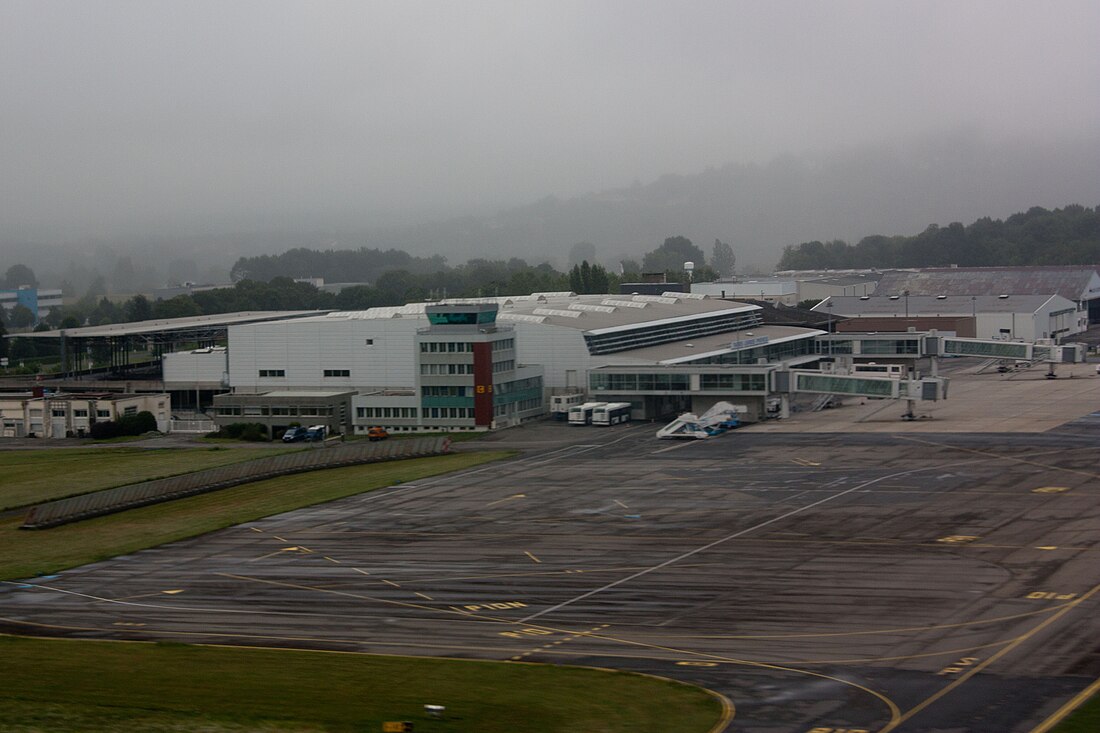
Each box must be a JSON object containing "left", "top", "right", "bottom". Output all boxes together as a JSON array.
[
  {"left": 305, "top": 425, "right": 326, "bottom": 442},
  {"left": 282, "top": 426, "right": 308, "bottom": 442},
  {"left": 367, "top": 426, "right": 389, "bottom": 442}
]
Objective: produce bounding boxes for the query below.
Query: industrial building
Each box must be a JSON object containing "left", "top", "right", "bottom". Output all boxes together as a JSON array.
[
  {"left": 690, "top": 277, "right": 800, "bottom": 305},
  {"left": 692, "top": 272, "right": 882, "bottom": 305},
  {"left": 874, "top": 266, "right": 1100, "bottom": 322},
  {"left": 211, "top": 390, "right": 354, "bottom": 439},
  {"left": 813, "top": 294, "right": 1085, "bottom": 342}
]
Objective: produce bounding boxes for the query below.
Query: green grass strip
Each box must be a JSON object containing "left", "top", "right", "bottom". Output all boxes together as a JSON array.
[
  {"left": 0, "top": 446, "right": 301, "bottom": 510},
  {"left": 1051, "top": 689, "right": 1100, "bottom": 733},
  {"left": 0, "top": 452, "right": 510, "bottom": 580},
  {"left": 0, "top": 636, "right": 723, "bottom": 732}
]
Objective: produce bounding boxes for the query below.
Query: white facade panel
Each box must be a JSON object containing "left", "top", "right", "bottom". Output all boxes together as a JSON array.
[
  {"left": 510, "top": 323, "right": 592, "bottom": 391},
  {"left": 980, "top": 313, "right": 1037, "bottom": 342},
  {"left": 228, "top": 318, "right": 424, "bottom": 392},
  {"left": 162, "top": 349, "right": 228, "bottom": 385},
  {"left": 692, "top": 280, "right": 798, "bottom": 304},
  {"left": 798, "top": 280, "right": 877, "bottom": 301},
  {"left": 972, "top": 296, "right": 1080, "bottom": 342}
]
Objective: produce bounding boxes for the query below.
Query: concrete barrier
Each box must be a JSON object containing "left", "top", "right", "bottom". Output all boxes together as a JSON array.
[{"left": 22, "top": 437, "right": 451, "bottom": 529}]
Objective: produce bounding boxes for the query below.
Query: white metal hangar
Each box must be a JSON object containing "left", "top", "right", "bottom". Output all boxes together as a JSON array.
[{"left": 812, "top": 294, "right": 1085, "bottom": 342}]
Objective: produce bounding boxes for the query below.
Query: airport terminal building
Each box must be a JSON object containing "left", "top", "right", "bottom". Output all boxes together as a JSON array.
[
  {"left": 23, "top": 287, "right": 1077, "bottom": 439},
  {"left": 164, "top": 293, "right": 827, "bottom": 435}
]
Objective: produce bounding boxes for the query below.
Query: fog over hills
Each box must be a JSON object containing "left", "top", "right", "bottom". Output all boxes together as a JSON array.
[
  {"left": 370, "top": 130, "right": 1100, "bottom": 273},
  {"left": 7, "top": 129, "right": 1100, "bottom": 287},
  {"left": 4, "top": 3, "right": 1099, "bottom": 287}
]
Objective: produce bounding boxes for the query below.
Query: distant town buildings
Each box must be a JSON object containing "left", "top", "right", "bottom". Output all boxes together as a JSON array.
[{"left": 0, "top": 286, "right": 63, "bottom": 323}]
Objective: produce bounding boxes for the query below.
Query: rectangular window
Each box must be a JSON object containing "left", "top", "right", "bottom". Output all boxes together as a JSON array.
[
  {"left": 96, "top": 409, "right": 111, "bottom": 418},
  {"left": 259, "top": 369, "right": 286, "bottom": 378},
  {"left": 74, "top": 409, "right": 88, "bottom": 417},
  {"left": 52, "top": 409, "right": 66, "bottom": 417},
  {"left": 365, "top": 339, "right": 374, "bottom": 345},
  {"left": 123, "top": 406, "right": 138, "bottom": 416},
  {"left": 323, "top": 369, "right": 350, "bottom": 378}
]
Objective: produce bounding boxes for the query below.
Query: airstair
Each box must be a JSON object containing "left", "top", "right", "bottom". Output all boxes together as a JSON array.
[{"left": 656, "top": 401, "right": 746, "bottom": 439}]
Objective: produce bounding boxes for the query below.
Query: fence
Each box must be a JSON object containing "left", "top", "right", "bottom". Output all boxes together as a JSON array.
[
  {"left": 22, "top": 437, "right": 451, "bottom": 529},
  {"left": 169, "top": 418, "right": 217, "bottom": 433}
]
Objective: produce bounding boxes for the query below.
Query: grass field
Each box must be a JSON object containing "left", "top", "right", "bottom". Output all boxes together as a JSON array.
[
  {"left": 0, "top": 445, "right": 299, "bottom": 510},
  {"left": 0, "top": 636, "right": 724, "bottom": 732},
  {"left": 0, "top": 451, "right": 510, "bottom": 580}
]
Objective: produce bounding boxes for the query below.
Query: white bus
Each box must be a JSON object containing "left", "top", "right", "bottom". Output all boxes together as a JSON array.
[
  {"left": 550, "top": 393, "right": 586, "bottom": 420},
  {"left": 568, "top": 402, "right": 606, "bottom": 426},
  {"left": 592, "top": 402, "right": 632, "bottom": 426}
]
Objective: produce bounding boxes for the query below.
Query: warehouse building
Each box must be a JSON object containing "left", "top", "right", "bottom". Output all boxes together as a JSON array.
[
  {"left": 874, "top": 267, "right": 1100, "bottom": 322},
  {"left": 813, "top": 294, "right": 1085, "bottom": 342}
]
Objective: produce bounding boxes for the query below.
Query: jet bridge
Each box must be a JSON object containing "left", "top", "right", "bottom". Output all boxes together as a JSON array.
[
  {"left": 777, "top": 334, "right": 1086, "bottom": 418},
  {"left": 788, "top": 371, "right": 949, "bottom": 402},
  {"left": 934, "top": 336, "right": 1085, "bottom": 363}
]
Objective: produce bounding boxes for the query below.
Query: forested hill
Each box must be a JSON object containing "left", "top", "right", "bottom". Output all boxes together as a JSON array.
[
  {"left": 230, "top": 247, "right": 448, "bottom": 283},
  {"left": 776, "top": 205, "right": 1100, "bottom": 271}
]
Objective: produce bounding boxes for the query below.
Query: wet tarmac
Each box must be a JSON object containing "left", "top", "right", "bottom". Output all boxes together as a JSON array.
[{"left": 4, "top": 420, "right": 1100, "bottom": 732}]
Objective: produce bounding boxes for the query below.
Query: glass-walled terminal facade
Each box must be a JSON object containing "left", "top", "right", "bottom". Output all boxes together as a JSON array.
[{"left": 590, "top": 365, "right": 774, "bottom": 421}]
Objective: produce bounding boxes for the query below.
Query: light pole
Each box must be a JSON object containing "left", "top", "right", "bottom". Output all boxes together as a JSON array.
[
  {"left": 826, "top": 300, "right": 834, "bottom": 356},
  {"left": 903, "top": 289, "right": 910, "bottom": 320}
]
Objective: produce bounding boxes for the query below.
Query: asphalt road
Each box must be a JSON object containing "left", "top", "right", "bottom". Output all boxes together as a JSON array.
[{"left": 3, "top": 421, "right": 1100, "bottom": 732}]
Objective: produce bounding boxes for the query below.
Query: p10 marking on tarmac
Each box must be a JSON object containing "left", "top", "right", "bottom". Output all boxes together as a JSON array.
[{"left": 450, "top": 601, "right": 528, "bottom": 613}]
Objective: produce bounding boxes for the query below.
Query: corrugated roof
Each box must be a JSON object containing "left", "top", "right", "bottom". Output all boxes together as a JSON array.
[
  {"left": 301, "top": 294, "right": 763, "bottom": 334},
  {"left": 598, "top": 325, "right": 818, "bottom": 364},
  {"left": 17, "top": 311, "right": 330, "bottom": 339},
  {"left": 875, "top": 267, "right": 1100, "bottom": 301},
  {"left": 815, "top": 294, "right": 1072, "bottom": 316},
  {"left": 805, "top": 274, "right": 883, "bottom": 287}
]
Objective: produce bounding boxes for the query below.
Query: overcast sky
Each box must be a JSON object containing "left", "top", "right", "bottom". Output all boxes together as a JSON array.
[{"left": 2, "top": 0, "right": 1098, "bottom": 242}]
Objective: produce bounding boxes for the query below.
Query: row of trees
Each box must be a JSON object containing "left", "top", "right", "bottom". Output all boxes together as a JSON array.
[
  {"left": 9, "top": 236, "right": 730, "bottom": 338},
  {"left": 230, "top": 237, "right": 736, "bottom": 287},
  {"left": 230, "top": 247, "right": 448, "bottom": 283},
  {"left": 777, "top": 205, "right": 1100, "bottom": 270},
  {"left": 3, "top": 264, "right": 38, "bottom": 289}
]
